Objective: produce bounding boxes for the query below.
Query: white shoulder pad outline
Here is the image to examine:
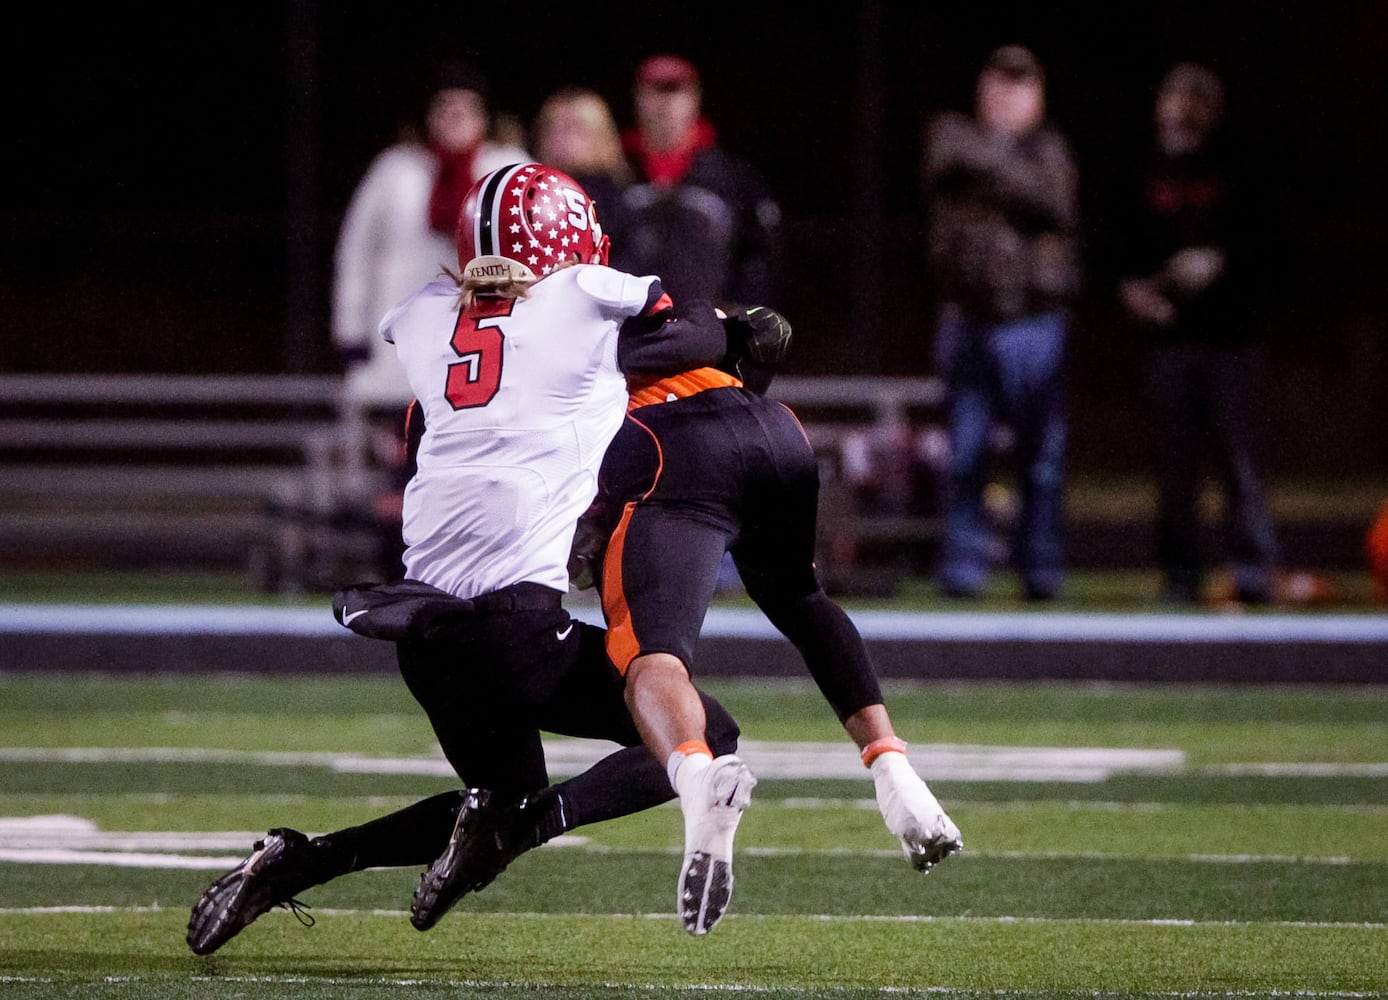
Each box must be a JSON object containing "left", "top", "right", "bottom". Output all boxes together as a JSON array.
[
  {"left": 575, "top": 265, "right": 657, "bottom": 314},
  {"left": 378, "top": 279, "right": 455, "bottom": 344}
]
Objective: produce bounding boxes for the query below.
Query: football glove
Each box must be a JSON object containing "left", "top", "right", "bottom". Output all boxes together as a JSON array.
[
  {"left": 567, "top": 504, "right": 611, "bottom": 592},
  {"left": 726, "top": 306, "right": 793, "bottom": 365},
  {"left": 722, "top": 306, "right": 792, "bottom": 395}
]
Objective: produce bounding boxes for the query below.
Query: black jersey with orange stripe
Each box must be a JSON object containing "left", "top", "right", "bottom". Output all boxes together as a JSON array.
[{"left": 626, "top": 367, "right": 743, "bottom": 411}]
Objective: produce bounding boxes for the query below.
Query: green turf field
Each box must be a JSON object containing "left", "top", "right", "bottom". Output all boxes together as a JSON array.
[{"left": 1, "top": 672, "right": 1384, "bottom": 999}]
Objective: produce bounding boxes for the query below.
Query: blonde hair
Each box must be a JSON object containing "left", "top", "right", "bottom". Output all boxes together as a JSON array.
[
  {"left": 439, "top": 264, "right": 530, "bottom": 312},
  {"left": 444, "top": 259, "right": 582, "bottom": 312},
  {"left": 532, "top": 87, "right": 630, "bottom": 179}
]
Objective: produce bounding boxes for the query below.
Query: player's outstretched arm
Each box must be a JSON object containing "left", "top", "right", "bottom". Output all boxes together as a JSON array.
[
  {"left": 716, "top": 306, "right": 792, "bottom": 395},
  {"left": 616, "top": 285, "right": 728, "bottom": 376}
]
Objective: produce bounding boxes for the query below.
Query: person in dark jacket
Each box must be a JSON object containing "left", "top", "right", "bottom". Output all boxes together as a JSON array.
[
  {"left": 1118, "top": 63, "right": 1278, "bottom": 605},
  {"left": 923, "top": 44, "right": 1081, "bottom": 601},
  {"left": 615, "top": 54, "right": 782, "bottom": 313}
]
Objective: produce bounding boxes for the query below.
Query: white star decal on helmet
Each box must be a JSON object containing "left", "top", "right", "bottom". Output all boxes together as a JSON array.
[{"left": 456, "top": 163, "right": 608, "bottom": 276}]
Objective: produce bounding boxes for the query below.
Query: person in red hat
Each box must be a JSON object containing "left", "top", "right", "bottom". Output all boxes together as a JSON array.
[{"left": 615, "top": 53, "right": 782, "bottom": 316}]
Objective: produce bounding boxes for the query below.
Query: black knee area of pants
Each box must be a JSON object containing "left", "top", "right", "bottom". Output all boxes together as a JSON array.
[{"left": 700, "top": 690, "right": 741, "bottom": 757}]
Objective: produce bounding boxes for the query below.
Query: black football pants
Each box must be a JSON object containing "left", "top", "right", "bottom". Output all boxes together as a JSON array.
[
  {"left": 600, "top": 387, "right": 883, "bottom": 719},
  {"left": 396, "top": 600, "right": 738, "bottom": 814}
]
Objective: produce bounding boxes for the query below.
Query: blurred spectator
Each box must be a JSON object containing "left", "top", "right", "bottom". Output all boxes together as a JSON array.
[
  {"left": 1118, "top": 63, "right": 1278, "bottom": 605},
  {"left": 492, "top": 111, "right": 530, "bottom": 151},
  {"left": 333, "top": 57, "right": 530, "bottom": 409},
  {"left": 616, "top": 54, "right": 783, "bottom": 594},
  {"left": 530, "top": 86, "right": 633, "bottom": 236},
  {"left": 616, "top": 54, "right": 782, "bottom": 311},
  {"left": 922, "top": 44, "right": 1081, "bottom": 601},
  {"left": 329, "top": 57, "right": 530, "bottom": 582}
]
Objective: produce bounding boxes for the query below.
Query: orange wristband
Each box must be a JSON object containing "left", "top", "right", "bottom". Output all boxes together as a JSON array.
[{"left": 861, "top": 736, "right": 908, "bottom": 768}]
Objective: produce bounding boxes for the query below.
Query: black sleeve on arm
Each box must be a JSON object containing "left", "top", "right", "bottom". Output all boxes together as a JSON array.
[{"left": 616, "top": 281, "right": 729, "bottom": 376}]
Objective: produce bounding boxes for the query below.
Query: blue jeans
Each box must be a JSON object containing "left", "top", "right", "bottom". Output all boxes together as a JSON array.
[{"left": 934, "top": 310, "right": 1067, "bottom": 596}]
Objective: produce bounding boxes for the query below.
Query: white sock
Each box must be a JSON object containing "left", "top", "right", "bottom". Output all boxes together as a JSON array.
[{"left": 668, "top": 749, "right": 713, "bottom": 796}]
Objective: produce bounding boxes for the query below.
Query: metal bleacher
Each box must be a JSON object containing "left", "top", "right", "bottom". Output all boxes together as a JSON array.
[
  {"left": 0, "top": 373, "right": 948, "bottom": 592},
  {"left": 0, "top": 374, "right": 374, "bottom": 589}
]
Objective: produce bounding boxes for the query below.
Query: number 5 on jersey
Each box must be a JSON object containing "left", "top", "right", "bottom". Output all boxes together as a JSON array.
[{"left": 445, "top": 299, "right": 513, "bottom": 410}]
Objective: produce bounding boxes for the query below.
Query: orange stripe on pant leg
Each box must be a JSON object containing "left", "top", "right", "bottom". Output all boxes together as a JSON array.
[{"left": 602, "top": 501, "right": 642, "bottom": 675}]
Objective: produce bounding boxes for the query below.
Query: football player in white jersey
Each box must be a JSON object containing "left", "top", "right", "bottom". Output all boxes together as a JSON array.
[
  {"left": 389, "top": 163, "right": 760, "bottom": 934},
  {"left": 188, "top": 163, "right": 761, "bottom": 954}
]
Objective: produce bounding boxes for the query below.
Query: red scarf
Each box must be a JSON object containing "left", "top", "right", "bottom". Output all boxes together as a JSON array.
[
  {"left": 622, "top": 118, "right": 717, "bottom": 187},
  {"left": 428, "top": 145, "right": 478, "bottom": 236}
]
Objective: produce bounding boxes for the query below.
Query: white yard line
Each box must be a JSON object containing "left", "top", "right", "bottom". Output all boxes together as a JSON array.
[
  {"left": 0, "top": 818, "right": 1367, "bottom": 868},
  {"left": 0, "top": 968, "right": 1380, "bottom": 999},
  {"left": 1, "top": 905, "right": 1383, "bottom": 935},
  {"left": 0, "top": 848, "right": 248, "bottom": 869},
  {"left": 0, "top": 741, "right": 1189, "bottom": 782},
  {"left": 0, "top": 743, "right": 1380, "bottom": 870},
  {"left": 7, "top": 741, "right": 1388, "bottom": 780},
  {"left": 1200, "top": 762, "right": 1388, "bottom": 778},
  {"left": 172, "top": 976, "right": 1388, "bottom": 998}
]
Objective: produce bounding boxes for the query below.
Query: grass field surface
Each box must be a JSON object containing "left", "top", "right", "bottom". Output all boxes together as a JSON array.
[{"left": 0, "top": 672, "right": 1384, "bottom": 999}]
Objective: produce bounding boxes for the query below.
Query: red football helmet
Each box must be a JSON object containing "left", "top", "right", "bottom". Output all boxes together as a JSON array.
[{"left": 455, "top": 162, "right": 610, "bottom": 284}]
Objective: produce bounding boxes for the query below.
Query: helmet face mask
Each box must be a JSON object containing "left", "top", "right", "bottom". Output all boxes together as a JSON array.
[{"left": 456, "top": 163, "right": 610, "bottom": 285}]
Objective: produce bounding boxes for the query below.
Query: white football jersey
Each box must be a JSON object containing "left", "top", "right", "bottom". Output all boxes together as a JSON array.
[{"left": 381, "top": 264, "right": 659, "bottom": 599}]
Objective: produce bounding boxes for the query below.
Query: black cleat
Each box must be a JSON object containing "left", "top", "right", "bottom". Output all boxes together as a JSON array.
[
  {"left": 186, "top": 828, "right": 324, "bottom": 955},
  {"left": 678, "top": 850, "right": 734, "bottom": 936},
  {"left": 410, "top": 788, "right": 547, "bottom": 931}
]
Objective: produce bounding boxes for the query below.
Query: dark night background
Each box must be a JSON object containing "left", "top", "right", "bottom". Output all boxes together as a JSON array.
[{"left": 5, "top": 1, "right": 1386, "bottom": 478}]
